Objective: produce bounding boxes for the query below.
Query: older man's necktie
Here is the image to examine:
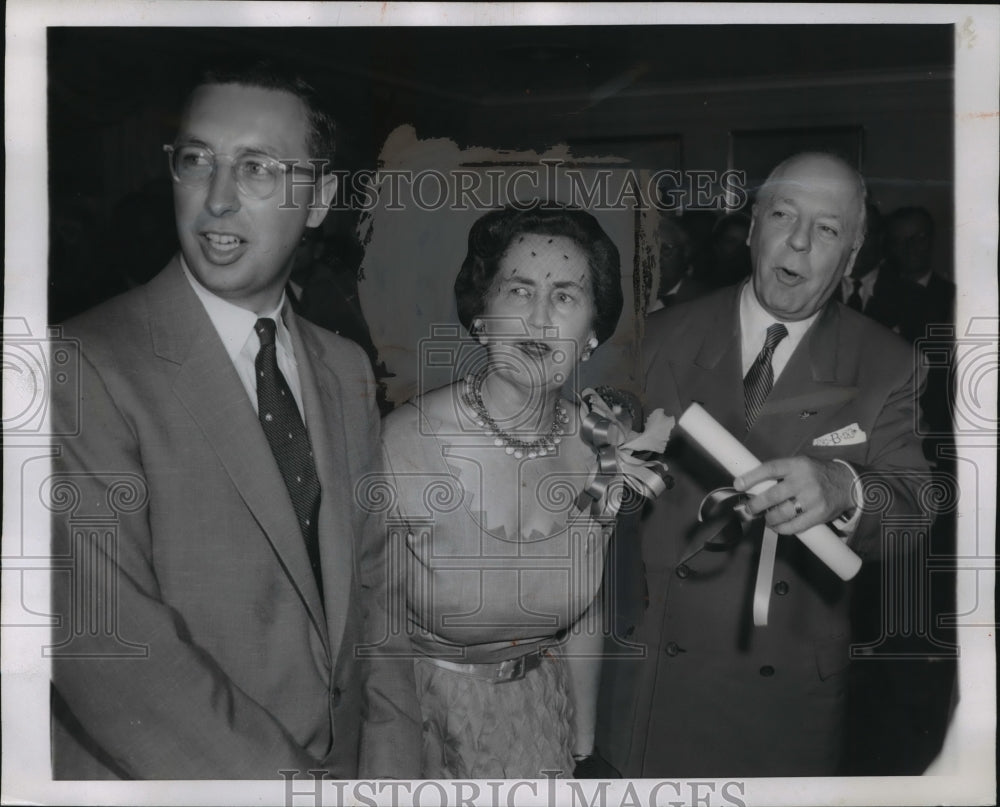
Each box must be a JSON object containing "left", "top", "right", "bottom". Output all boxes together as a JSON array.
[
  {"left": 744, "top": 323, "right": 788, "bottom": 430},
  {"left": 255, "top": 318, "right": 323, "bottom": 597}
]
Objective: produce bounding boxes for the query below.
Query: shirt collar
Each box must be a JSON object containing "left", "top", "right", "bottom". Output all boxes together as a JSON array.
[
  {"left": 740, "top": 280, "right": 819, "bottom": 345},
  {"left": 842, "top": 267, "right": 877, "bottom": 296},
  {"left": 663, "top": 278, "right": 684, "bottom": 298},
  {"left": 180, "top": 255, "right": 294, "bottom": 366}
]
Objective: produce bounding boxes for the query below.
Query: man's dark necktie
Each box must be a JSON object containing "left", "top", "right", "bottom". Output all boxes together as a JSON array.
[
  {"left": 744, "top": 323, "right": 788, "bottom": 431},
  {"left": 255, "top": 318, "right": 323, "bottom": 597},
  {"left": 846, "top": 278, "right": 864, "bottom": 311}
]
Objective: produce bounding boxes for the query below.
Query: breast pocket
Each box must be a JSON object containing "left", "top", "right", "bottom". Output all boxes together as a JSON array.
[{"left": 807, "top": 442, "right": 870, "bottom": 467}]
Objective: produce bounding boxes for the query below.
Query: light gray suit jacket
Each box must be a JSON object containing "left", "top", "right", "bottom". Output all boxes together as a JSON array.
[{"left": 50, "top": 258, "right": 421, "bottom": 779}]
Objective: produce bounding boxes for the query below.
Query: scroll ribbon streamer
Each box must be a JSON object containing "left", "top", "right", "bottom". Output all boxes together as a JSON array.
[
  {"left": 695, "top": 486, "right": 851, "bottom": 626},
  {"left": 693, "top": 486, "right": 778, "bottom": 626},
  {"left": 574, "top": 388, "right": 674, "bottom": 519}
]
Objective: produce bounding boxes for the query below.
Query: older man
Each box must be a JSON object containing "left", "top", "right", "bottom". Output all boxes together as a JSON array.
[
  {"left": 598, "top": 153, "right": 930, "bottom": 777},
  {"left": 50, "top": 61, "right": 420, "bottom": 779}
]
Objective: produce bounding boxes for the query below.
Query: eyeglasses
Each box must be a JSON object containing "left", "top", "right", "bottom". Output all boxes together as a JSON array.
[{"left": 163, "top": 143, "right": 319, "bottom": 200}]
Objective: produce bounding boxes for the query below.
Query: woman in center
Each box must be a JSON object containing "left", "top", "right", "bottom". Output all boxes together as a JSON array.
[{"left": 382, "top": 204, "right": 626, "bottom": 778}]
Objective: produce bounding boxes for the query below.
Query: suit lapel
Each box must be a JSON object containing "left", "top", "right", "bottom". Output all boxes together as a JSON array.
[
  {"left": 147, "top": 260, "right": 330, "bottom": 654},
  {"left": 287, "top": 316, "right": 355, "bottom": 658},
  {"left": 747, "top": 301, "right": 858, "bottom": 458},
  {"left": 683, "top": 284, "right": 745, "bottom": 437}
]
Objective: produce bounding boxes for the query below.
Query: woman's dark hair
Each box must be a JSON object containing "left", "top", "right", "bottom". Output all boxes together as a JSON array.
[{"left": 454, "top": 205, "right": 623, "bottom": 345}]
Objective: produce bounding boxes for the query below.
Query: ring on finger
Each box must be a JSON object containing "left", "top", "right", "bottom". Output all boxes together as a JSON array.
[{"left": 791, "top": 498, "right": 805, "bottom": 516}]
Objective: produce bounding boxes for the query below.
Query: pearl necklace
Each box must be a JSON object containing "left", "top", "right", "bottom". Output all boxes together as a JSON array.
[{"left": 462, "top": 373, "right": 568, "bottom": 459}]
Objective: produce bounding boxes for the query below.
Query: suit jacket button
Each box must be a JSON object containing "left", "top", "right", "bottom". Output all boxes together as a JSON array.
[
  {"left": 759, "top": 665, "right": 775, "bottom": 677},
  {"left": 675, "top": 564, "right": 690, "bottom": 579},
  {"left": 332, "top": 686, "right": 342, "bottom": 706},
  {"left": 665, "top": 642, "right": 682, "bottom": 656},
  {"left": 774, "top": 580, "right": 789, "bottom": 596}
]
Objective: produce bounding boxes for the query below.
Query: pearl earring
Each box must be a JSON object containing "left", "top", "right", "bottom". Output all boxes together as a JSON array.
[{"left": 471, "top": 319, "right": 487, "bottom": 344}]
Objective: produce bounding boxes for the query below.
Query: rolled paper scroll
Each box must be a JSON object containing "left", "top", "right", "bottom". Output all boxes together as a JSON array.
[{"left": 677, "top": 403, "right": 862, "bottom": 581}]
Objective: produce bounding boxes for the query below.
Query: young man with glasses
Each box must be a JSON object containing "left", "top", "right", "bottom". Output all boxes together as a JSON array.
[{"left": 50, "top": 61, "right": 420, "bottom": 780}]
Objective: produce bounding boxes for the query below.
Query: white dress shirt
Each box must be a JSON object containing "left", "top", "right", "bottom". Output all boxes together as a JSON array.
[
  {"left": 646, "top": 279, "right": 687, "bottom": 316},
  {"left": 840, "top": 266, "right": 879, "bottom": 310},
  {"left": 739, "top": 282, "right": 819, "bottom": 379},
  {"left": 739, "top": 281, "right": 860, "bottom": 527},
  {"left": 181, "top": 257, "right": 305, "bottom": 418}
]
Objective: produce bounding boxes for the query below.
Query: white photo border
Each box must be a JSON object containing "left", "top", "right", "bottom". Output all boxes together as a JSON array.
[{"left": 3, "top": 3, "right": 997, "bottom": 806}]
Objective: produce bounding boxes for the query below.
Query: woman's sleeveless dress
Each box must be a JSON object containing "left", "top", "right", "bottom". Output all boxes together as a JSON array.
[{"left": 382, "top": 401, "right": 613, "bottom": 779}]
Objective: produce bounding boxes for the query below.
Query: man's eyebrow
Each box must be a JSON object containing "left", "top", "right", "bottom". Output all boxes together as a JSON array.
[
  {"left": 237, "top": 142, "right": 284, "bottom": 157},
  {"left": 172, "top": 136, "right": 282, "bottom": 157},
  {"left": 173, "top": 135, "right": 208, "bottom": 147},
  {"left": 772, "top": 196, "right": 844, "bottom": 220}
]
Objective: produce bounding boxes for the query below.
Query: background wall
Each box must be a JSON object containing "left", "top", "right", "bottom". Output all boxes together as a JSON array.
[{"left": 47, "top": 25, "right": 955, "bottom": 401}]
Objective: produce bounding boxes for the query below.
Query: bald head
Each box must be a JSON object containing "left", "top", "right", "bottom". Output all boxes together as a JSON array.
[
  {"left": 759, "top": 153, "right": 867, "bottom": 249},
  {"left": 749, "top": 152, "right": 868, "bottom": 321}
]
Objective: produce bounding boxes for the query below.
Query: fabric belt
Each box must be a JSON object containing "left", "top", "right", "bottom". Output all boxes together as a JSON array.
[{"left": 419, "top": 648, "right": 550, "bottom": 684}]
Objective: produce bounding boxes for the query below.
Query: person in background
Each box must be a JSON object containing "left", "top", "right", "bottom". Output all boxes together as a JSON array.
[
  {"left": 842, "top": 202, "right": 959, "bottom": 774},
  {"left": 646, "top": 213, "right": 710, "bottom": 313},
  {"left": 882, "top": 205, "right": 956, "bottom": 342},
  {"left": 288, "top": 227, "right": 395, "bottom": 414},
  {"left": 707, "top": 212, "right": 753, "bottom": 288}
]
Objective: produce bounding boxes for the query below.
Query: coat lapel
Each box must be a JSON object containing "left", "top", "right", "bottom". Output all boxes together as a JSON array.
[
  {"left": 681, "top": 284, "right": 745, "bottom": 437},
  {"left": 746, "top": 301, "right": 858, "bottom": 459},
  {"left": 146, "top": 260, "right": 330, "bottom": 654},
  {"left": 287, "top": 315, "right": 355, "bottom": 658}
]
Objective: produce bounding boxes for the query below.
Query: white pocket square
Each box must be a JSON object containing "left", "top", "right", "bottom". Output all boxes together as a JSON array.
[{"left": 813, "top": 423, "right": 867, "bottom": 447}]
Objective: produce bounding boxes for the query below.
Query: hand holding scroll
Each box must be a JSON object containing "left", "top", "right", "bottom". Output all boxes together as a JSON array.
[
  {"left": 676, "top": 403, "right": 862, "bottom": 581},
  {"left": 735, "top": 456, "right": 857, "bottom": 535}
]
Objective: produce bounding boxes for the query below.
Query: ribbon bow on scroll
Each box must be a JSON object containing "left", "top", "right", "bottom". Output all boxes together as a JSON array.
[
  {"left": 688, "top": 486, "right": 857, "bottom": 627},
  {"left": 574, "top": 388, "right": 674, "bottom": 519}
]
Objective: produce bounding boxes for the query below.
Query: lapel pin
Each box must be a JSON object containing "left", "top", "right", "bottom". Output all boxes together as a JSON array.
[{"left": 800, "top": 410, "right": 817, "bottom": 419}]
